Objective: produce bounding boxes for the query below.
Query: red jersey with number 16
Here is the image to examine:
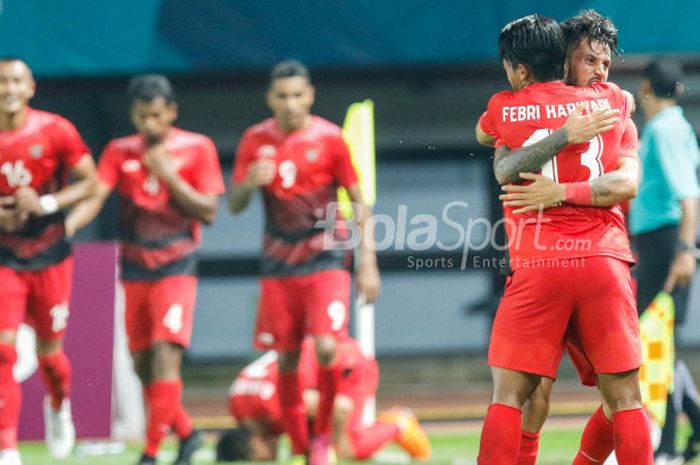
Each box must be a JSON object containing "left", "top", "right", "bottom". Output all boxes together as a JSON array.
[
  {"left": 233, "top": 116, "right": 358, "bottom": 277},
  {"left": 479, "top": 81, "right": 637, "bottom": 268},
  {"left": 98, "top": 128, "right": 224, "bottom": 280},
  {"left": 0, "top": 108, "right": 89, "bottom": 270}
]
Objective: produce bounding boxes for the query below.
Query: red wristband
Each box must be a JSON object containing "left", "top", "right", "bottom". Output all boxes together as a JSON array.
[{"left": 565, "top": 182, "right": 593, "bottom": 205}]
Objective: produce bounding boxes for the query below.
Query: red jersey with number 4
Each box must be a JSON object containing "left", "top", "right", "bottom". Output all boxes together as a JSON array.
[
  {"left": 479, "top": 81, "right": 637, "bottom": 268},
  {"left": 0, "top": 108, "right": 89, "bottom": 270},
  {"left": 232, "top": 116, "right": 358, "bottom": 277},
  {"left": 98, "top": 128, "right": 224, "bottom": 280}
]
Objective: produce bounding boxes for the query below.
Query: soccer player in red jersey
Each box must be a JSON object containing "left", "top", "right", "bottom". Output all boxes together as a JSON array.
[
  {"left": 66, "top": 75, "right": 224, "bottom": 465},
  {"left": 0, "top": 57, "right": 98, "bottom": 465},
  {"left": 488, "top": 11, "right": 642, "bottom": 465},
  {"left": 219, "top": 337, "right": 430, "bottom": 462},
  {"left": 474, "top": 15, "right": 652, "bottom": 465},
  {"left": 229, "top": 59, "right": 380, "bottom": 465}
]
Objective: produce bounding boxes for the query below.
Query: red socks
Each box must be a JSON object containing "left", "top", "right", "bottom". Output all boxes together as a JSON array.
[
  {"left": 477, "top": 403, "right": 522, "bottom": 465},
  {"left": 144, "top": 380, "right": 181, "bottom": 457},
  {"left": 612, "top": 408, "right": 653, "bottom": 465},
  {"left": 314, "top": 365, "right": 341, "bottom": 437},
  {"left": 0, "top": 344, "right": 20, "bottom": 449},
  {"left": 38, "top": 350, "right": 72, "bottom": 410},
  {"left": 278, "top": 372, "right": 309, "bottom": 455},
  {"left": 573, "top": 405, "right": 614, "bottom": 465},
  {"left": 516, "top": 430, "right": 540, "bottom": 465},
  {"left": 352, "top": 422, "right": 401, "bottom": 459}
]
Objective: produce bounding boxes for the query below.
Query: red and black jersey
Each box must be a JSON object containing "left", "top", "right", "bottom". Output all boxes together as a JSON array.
[
  {"left": 98, "top": 128, "right": 224, "bottom": 280},
  {"left": 479, "top": 81, "right": 637, "bottom": 268},
  {"left": 233, "top": 116, "right": 358, "bottom": 277},
  {"left": 0, "top": 108, "right": 90, "bottom": 270}
]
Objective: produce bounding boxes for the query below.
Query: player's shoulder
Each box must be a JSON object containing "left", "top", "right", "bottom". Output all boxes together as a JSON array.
[
  {"left": 171, "top": 127, "right": 215, "bottom": 148},
  {"left": 245, "top": 118, "right": 277, "bottom": 138},
  {"left": 27, "top": 108, "right": 75, "bottom": 130},
  {"left": 310, "top": 115, "right": 342, "bottom": 135},
  {"left": 487, "top": 89, "right": 517, "bottom": 107},
  {"left": 105, "top": 133, "right": 141, "bottom": 154}
]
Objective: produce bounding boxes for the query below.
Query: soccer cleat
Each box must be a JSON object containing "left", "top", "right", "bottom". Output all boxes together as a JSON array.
[
  {"left": 173, "top": 429, "right": 203, "bottom": 465},
  {"left": 0, "top": 449, "right": 22, "bottom": 465},
  {"left": 136, "top": 452, "right": 157, "bottom": 465},
  {"left": 378, "top": 407, "right": 432, "bottom": 460},
  {"left": 44, "top": 396, "right": 76, "bottom": 459},
  {"left": 308, "top": 435, "right": 336, "bottom": 465}
]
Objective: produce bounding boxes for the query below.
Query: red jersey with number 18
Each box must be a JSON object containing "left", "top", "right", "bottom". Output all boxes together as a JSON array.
[{"left": 479, "top": 81, "right": 637, "bottom": 268}]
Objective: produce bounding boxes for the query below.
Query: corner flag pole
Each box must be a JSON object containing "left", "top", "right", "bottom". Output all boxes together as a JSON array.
[{"left": 340, "top": 100, "right": 376, "bottom": 424}]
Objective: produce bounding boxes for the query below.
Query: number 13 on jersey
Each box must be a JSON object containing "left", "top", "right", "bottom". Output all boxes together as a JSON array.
[{"left": 524, "top": 128, "right": 604, "bottom": 182}]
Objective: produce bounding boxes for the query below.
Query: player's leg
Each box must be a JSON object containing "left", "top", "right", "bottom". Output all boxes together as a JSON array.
[
  {"left": 144, "top": 276, "right": 200, "bottom": 465},
  {"left": 26, "top": 258, "right": 74, "bottom": 460},
  {"left": 517, "top": 377, "right": 552, "bottom": 465},
  {"left": 306, "top": 269, "right": 351, "bottom": 465},
  {"left": 0, "top": 267, "right": 26, "bottom": 465},
  {"left": 573, "top": 257, "right": 652, "bottom": 465},
  {"left": 258, "top": 276, "right": 309, "bottom": 458}
]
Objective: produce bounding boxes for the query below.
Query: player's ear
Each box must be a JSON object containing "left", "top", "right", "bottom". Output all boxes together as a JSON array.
[{"left": 516, "top": 64, "right": 531, "bottom": 82}]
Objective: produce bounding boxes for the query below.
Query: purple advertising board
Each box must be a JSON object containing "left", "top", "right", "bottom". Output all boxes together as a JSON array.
[{"left": 18, "top": 242, "right": 117, "bottom": 440}]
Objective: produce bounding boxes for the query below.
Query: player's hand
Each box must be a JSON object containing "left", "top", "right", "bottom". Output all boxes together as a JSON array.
[
  {"left": 143, "top": 143, "right": 178, "bottom": 182},
  {"left": 244, "top": 159, "right": 277, "bottom": 188},
  {"left": 500, "top": 173, "right": 566, "bottom": 214},
  {"left": 563, "top": 104, "right": 619, "bottom": 145},
  {"left": 357, "top": 262, "right": 380, "bottom": 303},
  {"left": 0, "top": 196, "right": 26, "bottom": 232},
  {"left": 14, "top": 187, "right": 42, "bottom": 217},
  {"left": 663, "top": 252, "right": 697, "bottom": 293}
]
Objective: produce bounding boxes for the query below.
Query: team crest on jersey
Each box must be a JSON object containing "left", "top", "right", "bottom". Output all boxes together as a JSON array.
[
  {"left": 28, "top": 144, "right": 44, "bottom": 159},
  {"left": 121, "top": 159, "right": 141, "bottom": 173},
  {"left": 305, "top": 148, "right": 319, "bottom": 162},
  {"left": 257, "top": 145, "right": 277, "bottom": 158}
]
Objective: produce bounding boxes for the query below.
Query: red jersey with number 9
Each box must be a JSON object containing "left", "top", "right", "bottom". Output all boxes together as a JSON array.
[
  {"left": 479, "top": 81, "right": 637, "bottom": 268},
  {"left": 232, "top": 116, "right": 358, "bottom": 277},
  {"left": 0, "top": 108, "right": 89, "bottom": 269}
]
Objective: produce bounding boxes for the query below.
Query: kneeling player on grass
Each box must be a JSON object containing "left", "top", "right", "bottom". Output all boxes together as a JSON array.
[{"left": 218, "top": 337, "right": 431, "bottom": 462}]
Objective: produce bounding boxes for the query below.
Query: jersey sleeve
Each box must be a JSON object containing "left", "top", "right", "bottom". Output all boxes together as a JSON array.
[
  {"left": 620, "top": 118, "right": 639, "bottom": 160},
  {"left": 52, "top": 116, "right": 91, "bottom": 168},
  {"left": 479, "top": 94, "right": 508, "bottom": 148},
  {"left": 232, "top": 130, "right": 256, "bottom": 185},
  {"left": 97, "top": 141, "right": 122, "bottom": 189},
  {"left": 192, "top": 137, "right": 225, "bottom": 195},
  {"left": 330, "top": 134, "right": 359, "bottom": 189}
]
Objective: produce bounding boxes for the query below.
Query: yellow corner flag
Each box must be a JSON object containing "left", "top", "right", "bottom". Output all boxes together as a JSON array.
[
  {"left": 639, "top": 291, "right": 675, "bottom": 426},
  {"left": 338, "top": 100, "right": 376, "bottom": 218}
]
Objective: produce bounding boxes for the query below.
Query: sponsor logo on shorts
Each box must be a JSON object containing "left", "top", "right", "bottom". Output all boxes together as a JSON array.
[{"left": 257, "top": 332, "right": 275, "bottom": 347}]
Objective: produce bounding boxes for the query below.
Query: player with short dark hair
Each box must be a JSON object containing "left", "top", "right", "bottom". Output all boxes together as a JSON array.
[
  {"left": 66, "top": 73, "right": 225, "bottom": 465},
  {"left": 475, "top": 14, "right": 652, "bottom": 465},
  {"left": 220, "top": 337, "right": 430, "bottom": 462},
  {"left": 228, "top": 59, "right": 380, "bottom": 465},
  {"left": 0, "top": 57, "right": 98, "bottom": 465}
]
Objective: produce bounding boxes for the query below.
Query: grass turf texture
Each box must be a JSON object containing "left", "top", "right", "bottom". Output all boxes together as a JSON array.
[{"left": 16, "top": 423, "right": 697, "bottom": 465}]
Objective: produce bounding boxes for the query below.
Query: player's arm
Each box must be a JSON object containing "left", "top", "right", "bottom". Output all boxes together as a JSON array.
[
  {"left": 475, "top": 122, "right": 496, "bottom": 147},
  {"left": 500, "top": 156, "right": 640, "bottom": 213},
  {"left": 346, "top": 184, "right": 381, "bottom": 303},
  {"left": 14, "top": 154, "right": 98, "bottom": 219},
  {"left": 664, "top": 197, "right": 699, "bottom": 292},
  {"left": 64, "top": 179, "right": 113, "bottom": 237},
  {"left": 492, "top": 106, "right": 620, "bottom": 185},
  {"left": 143, "top": 144, "right": 218, "bottom": 224},
  {"left": 228, "top": 159, "right": 276, "bottom": 214}
]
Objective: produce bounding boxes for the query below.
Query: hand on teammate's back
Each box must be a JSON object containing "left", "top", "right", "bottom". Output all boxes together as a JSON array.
[
  {"left": 499, "top": 173, "right": 565, "bottom": 214},
  {"left": 563, "top": 104, "right": 619, "bottom": 145}
]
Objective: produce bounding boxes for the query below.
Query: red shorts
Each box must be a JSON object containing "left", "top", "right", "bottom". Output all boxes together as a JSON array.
[
  {"left": 255, "top": 269, "right": 351, "bottom": 351},
  {"left": 0, "top": 258, "right": 73, "bottom": 340},
  {"left": 123, "top": 276, "right": 197, "bottom": 351},
  {"left": 489, "top": 256, "right": 641, "bottom": 380}
]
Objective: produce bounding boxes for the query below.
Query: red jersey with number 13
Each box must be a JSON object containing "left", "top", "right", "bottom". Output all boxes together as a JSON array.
[{"left": 479, "top": 81, "right": 637, "bottom": 268}]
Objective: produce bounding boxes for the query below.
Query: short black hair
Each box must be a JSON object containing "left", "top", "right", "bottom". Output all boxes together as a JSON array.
[
  {"left": 561, "top": 10, "right": 619, "bottom": 58},
  {"left": 127, "top": 74, "right": 176, "bottom": 103},
  {"left": 642, "top": 58, "right": 684, "bottom": 99},
  {"left": 269, "top": 59, "right": 311, "bottom": 86},
  {"left": 498, "top": 14, "right": 566, "bottom": 82},
  {"left": 216, "top": 427, "right": 252, "bottom": 462}
]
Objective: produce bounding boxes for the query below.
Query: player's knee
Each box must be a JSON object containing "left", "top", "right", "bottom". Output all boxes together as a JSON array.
[
  {"left": 314, "top": 337, "right": 336, "bottom": 366},
  {"left": 598, "top": 369, "right": 643, "bottom": 412}
]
